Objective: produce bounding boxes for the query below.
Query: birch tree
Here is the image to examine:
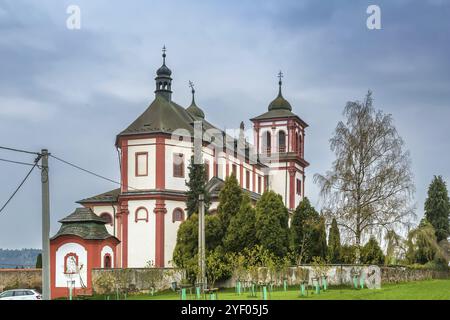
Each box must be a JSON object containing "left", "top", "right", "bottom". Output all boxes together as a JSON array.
[{"left": 314, "top": 91, "right": 415, "bottom": 260}]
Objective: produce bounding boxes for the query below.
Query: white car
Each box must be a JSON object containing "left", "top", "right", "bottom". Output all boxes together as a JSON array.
[{"left": 0, "top": 289, "right": 42, "bottom": 300}]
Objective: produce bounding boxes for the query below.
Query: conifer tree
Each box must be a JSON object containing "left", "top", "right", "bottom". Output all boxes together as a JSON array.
[
  {"left": 327, "top": 218, "right": 342, "bottom": 263},
  {"left": 223, "top": 193, "right": 257, "bottom": 253},
  {"left": 217, "top": 174, "right": 243, "bottom": 231},
  {"left": 360, "top": 236, "right": 385, "bottom": 265},
  {"left": 255, "top": 191, "right": 290, "bottom": 258},
  {"left": 424, "top": 175, "right": 450, "bottom": 242},
  {"left": 185, "top": 156, "right": 210, "bottom": 217},
  {"left": 35, "top": 253, "right": 42, "bottom": 269}
]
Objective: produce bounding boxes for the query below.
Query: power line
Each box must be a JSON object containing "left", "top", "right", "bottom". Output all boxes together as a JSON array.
[
  {"left": 50, "top": 154, "right": 137, "bottom": 190},
  {"left": 0, "top": 145, "right": 40, "bottom": 155},
  {"left": 0, "top": 156, "right": 41, "bottom": 215},
  {"left": 0, "top": 158, "right": 37, "bottom": 166}
]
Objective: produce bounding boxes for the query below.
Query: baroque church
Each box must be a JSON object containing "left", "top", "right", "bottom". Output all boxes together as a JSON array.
[{"left": 49, "top": 49, "right": 309, "bottom": 298}]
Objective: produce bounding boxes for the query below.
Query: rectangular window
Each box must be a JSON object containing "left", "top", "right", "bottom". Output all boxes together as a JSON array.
[
  {"left": 135, "top": 152, "right": 148, "bottom": 176},
  {"left": 173, "top": 153, "right": 185, "bottom": 178},
  {"left": 258, "top": 176, "right": 262, "bottom": 194},
  {"left": 297, "top": 179, "right": 302, "bottom": 195},
  {"left": 246, "top": 170, "right": 250, "bottom": 189},
  {"left": 204, "top": 160, "right": 210, "bottom": 182},
  {"left": 232, "top": 164, "right": 237, "bottom": 176}
]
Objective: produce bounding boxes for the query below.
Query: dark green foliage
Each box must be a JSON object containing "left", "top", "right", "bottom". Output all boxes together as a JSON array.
[
  {"left": 205, "top": 215, "right": 224, "bottom": 251},
  {"left": 35, "top": 253, "right": 42, "bottom": 269},
  {"left": 185, "top": 156, "right": 211, "bottom": 217},
  {"left": 424, "top": 176, "right": 450, "bottom": 242},
  {"left": 217, "top": 174, "right": 243, "bottom": 231},
  {"left": 172, "top": 214, "right": 199, "bottom": 282},
  {"left": 340, "top": 245, "right": 358, "bottom": 264},
  {"left": 290, "top": 198, "right": 326, "bottom": 263},
  {"left": 255, "top": 191, "right": 290, "bottom": 258},
  {"left": 327, "top": 218, "right": 342, "bottom": 263},
  {"left": 223, "top": 194, "right": 257, "bottom": 253},
  {"left": 172, "top": 213, "right": 225, "bottom": 282},
  {"left": 360, "top": 237, "right": 385, "bottom": 264}
]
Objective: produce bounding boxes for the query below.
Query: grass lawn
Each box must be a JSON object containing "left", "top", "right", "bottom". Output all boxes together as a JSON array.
[{"left": 106, "top": 279, "right": 450, "bottom": 300}]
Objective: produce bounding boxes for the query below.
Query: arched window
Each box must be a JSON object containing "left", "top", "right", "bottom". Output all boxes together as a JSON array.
[
  {"left": 64, "top": 253, "right": 78, "bottom": 274},
  {"left": 298, "top": 134, "right": 303, "bottom": 157},
  {"left": 103, "top": 254, "right": 112, "bottom": 269},
  {"left": 100, "top": 212, "right": 113, "bottom": 226},
  {"left": 278, "top": 131, "right": 286, "bottom": 153},
  {"left": 262, "top": 131, "right": 271, "bottom": 155},
  {"left": 172, "top": 208, "right": 184, "bottom": 223},
  {"left": 135, "top": 207, "right": 148, "bottom": 223}
]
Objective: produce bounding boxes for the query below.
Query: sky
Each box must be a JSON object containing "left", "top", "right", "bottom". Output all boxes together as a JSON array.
[{"left": 0, "top": 0, "right": 449, "bottom": 249}]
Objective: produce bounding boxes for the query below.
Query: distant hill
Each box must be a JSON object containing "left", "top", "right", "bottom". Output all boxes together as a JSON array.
[{"left": 0, "top": 249, "right": 41, "bottom": 269}]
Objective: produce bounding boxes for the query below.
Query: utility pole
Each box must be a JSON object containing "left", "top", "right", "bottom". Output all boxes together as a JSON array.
[
  {"left": 41, "top": 149, "right": 51, "bottom": 300},
  {"left": 198, "top": 194, "right": 206, "bottom": 291}
]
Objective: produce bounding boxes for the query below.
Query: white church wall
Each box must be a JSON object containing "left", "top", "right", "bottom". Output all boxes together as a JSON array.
[
  {"left": 270, "top": 169, "right": 289, "bottom": 207},
  {"left": 55, "top": 242, "right": 88, "bottom": 288},
  {"left": 127, "top": 138, "right": 156, "bottom": 190},
  {"left": 90, "top": 205, "right": 117, "bottom": 236},
  {"left": 127, "top": 199, "right": 156, "bottom": 267},
  {"left": 164, "top": 200, "right": 186, "bottom": 267}
]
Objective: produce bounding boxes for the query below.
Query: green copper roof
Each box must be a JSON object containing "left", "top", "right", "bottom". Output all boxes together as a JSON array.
[
  {"left": 186, "top": 100, "right": 205, "bottom": 119},
  {"left": 268, "top": 90, "right": 292, "bottom": 111},
  {"left": 51, "top": 208, "right": 118, "bottom": 241},
  {"left": 118, "top": 95, "right": 195, "bottom": 136}
]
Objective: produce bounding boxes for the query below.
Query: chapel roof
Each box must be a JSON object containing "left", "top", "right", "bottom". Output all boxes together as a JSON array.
[{"left": 51, "top": 207, "right": 119, "bottom": 241}]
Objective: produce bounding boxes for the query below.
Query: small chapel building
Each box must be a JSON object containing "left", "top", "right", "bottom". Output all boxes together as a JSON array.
[{"left": 50, "top": 48, "right": 309, "bottom": 298}]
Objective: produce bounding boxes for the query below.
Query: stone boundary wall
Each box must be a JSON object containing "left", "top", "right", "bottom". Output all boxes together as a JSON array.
[
  {"left": 91, "top": 268, "right": 184, "bottom": 294},
  {"left": 0, "top": 269, "right": 42, "bottom": 292},
  {"left": 217, "top": 265, "right": 450, "bottom": 288}
]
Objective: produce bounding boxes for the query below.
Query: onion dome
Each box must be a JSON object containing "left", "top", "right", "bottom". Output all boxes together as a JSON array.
[
  {"left": 186, "top": 81, "right": 205, "bottom": 119},
  {"left": 268, "top": 71, "right": 292, "bottom": 111}
]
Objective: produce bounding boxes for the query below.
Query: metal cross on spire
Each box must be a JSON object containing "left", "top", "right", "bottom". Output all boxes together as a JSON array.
[
  {"left": 162, "top": 45, "right": 167, "bottom": 64},
  {"left": 189, "top": 80, "right": 195, "bottom": 93},
  {"left": 278, "top": 70, "right": 284, "bottom": 84}
]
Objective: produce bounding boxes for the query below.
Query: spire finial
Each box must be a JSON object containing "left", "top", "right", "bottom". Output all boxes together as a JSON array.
[
  {"left": 189, "top": 80, "right": 195, "bottom": 104},
  {"left": 277, "top": 70, "right": 283, "bottom": 96},
  {"left": 162, "top": 45, "right": 167, "bottom": 64}
]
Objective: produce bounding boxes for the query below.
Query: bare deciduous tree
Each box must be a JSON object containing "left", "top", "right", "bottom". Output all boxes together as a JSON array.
[{"left": 314, "top": 91, "right": 415, "bottom": 260}]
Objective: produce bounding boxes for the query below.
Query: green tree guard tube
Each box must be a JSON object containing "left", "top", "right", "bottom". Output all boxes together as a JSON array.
[
  {"left": 262, "top": 286, "right": 268, "bottom": 300},
  {"left": 322, "top": 277, "right": 327, "bottom": 291},
  {"left": 237, "top": 281, "right": 241, "bottom": 295},
  {"left": 181, "top": 288, "right": 187, "bottom": 300},
  {"left": 283, "top": 280, "right": 287, "bottom": 291},
  {"left": 252, "top": 284, "right": 255, "bottom": 297},
  {"left": 196, "top": 286, "right": 201, "bottom": 299},
  {"left": 300, "top": 283, "right": 306, "bottom": 296},
  {"left": 315, "top": 282, "right": 320, "bottom": 294},
  {"left": 360, "top": 275, "right": 364, "bottom": 289},
  {"left": 353, "top": 276, "right": 358, "bottom": 289}
]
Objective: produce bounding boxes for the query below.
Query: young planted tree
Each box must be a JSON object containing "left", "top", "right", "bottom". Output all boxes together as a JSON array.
[
  {"left": 217, "top": 174, "right": 243, "bottom": 232},
  {"left": 186, "top": 156, "right": 211, "bottom": 217},
  {"left": 327, "top": 218, "right": 342, "bottom": 263},
  {"left": 314, "top": 91, "right": 415, "bottom": 260},
  {"left": 172, "top": 214, "right": 199, "bottom": 283},
  {"left": 255, "top": 191, "right": 290, "bottom": 258},
  {"left": 360, "top": 236, "right": 385, "bottom": 265},
  {"left": 424, "top": 176, "right": 450, "bottom": 242},
  {"left": 223, "top": 193, "right": 257, "bottom": 253}
]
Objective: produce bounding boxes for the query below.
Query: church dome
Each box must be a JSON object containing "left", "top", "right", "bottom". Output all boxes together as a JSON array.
[
  {"left": 268, "top": 92, "right": 292, "bottom": 111},
  {"left": 268, "top": 72, "right": 292, "bottom": 111},
  {"left": 186, "top": 81, "right": 205, "bottom": 119},
  {"left": 157, "top": 63, "right": 172, "bottom": 77},
  {"left": 186, "top": 102, "right": 205, "bottom": 119}
]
